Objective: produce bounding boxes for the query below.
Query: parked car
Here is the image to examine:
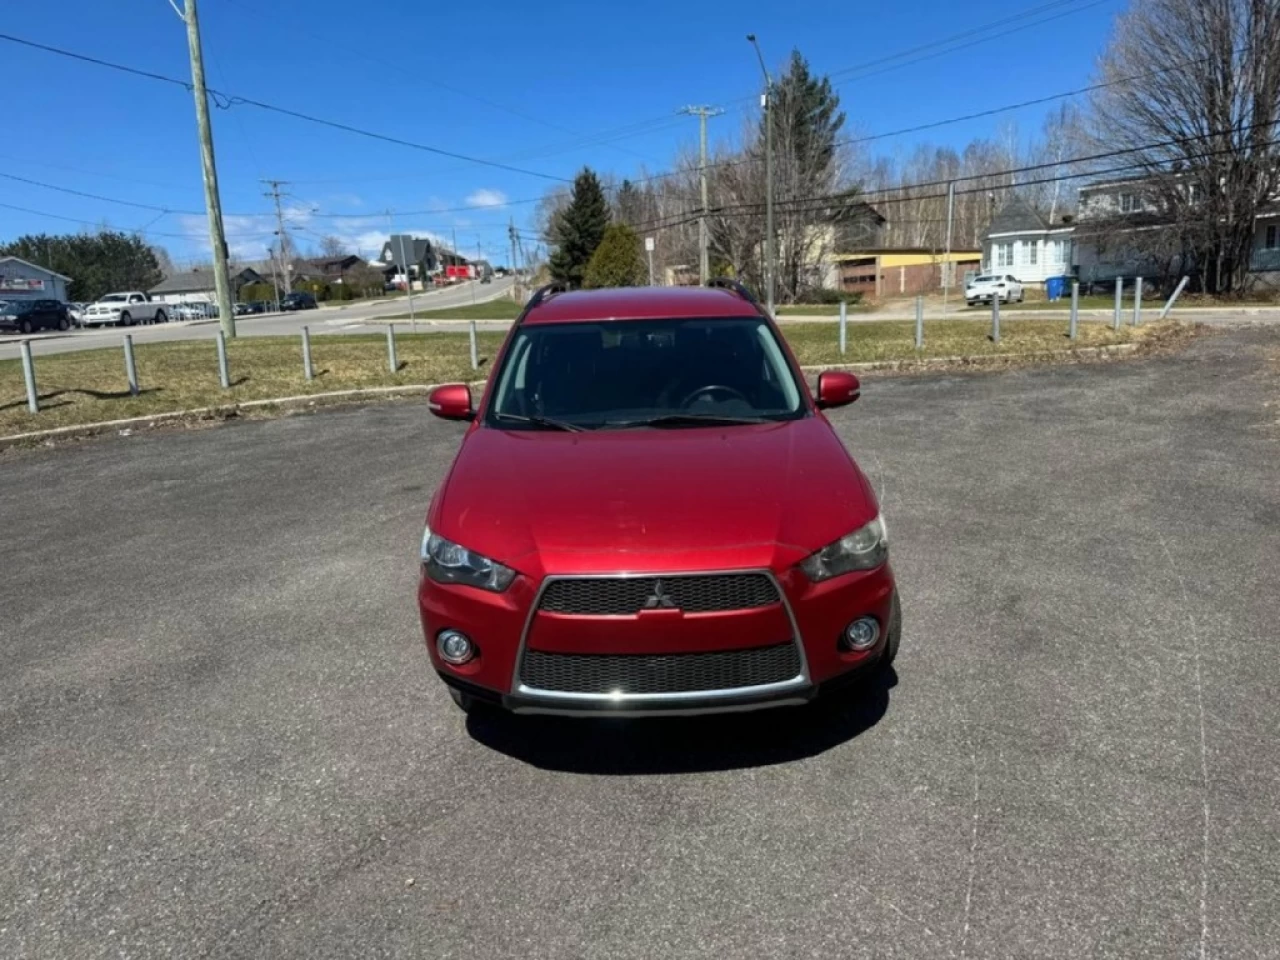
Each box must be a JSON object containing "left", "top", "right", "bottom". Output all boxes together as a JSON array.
[
  {"left": 965, "top": 274, "right": 1024, "bottom": 306},
  {"left": 417, "top": 282, "right": 900, "bottom": 717},
  {"left": 67, "top": 302, "right": 89, "bottom": 326},
  {"left": 234, "top": 302, "right": 252, "bottom": 316},
  {"left": 280, "top": 291, "right": 318, "bottom": 311},
  {"left": 247, "top": 301, "right": 268, "bottom": 314},
  {"left": 81, "top": 292, "right": 168, "bottom": 327},
  {"left": 0, "top": 299, "right": 72, "bottom": 334}
]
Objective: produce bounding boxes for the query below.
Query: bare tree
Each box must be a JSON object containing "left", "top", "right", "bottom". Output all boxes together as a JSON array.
[
  {"left": 1085, "top": 0, "right": 1280, "bottom": 294},
  {"left": 318, "top": 235, "right": 349, "bottom": 258}
]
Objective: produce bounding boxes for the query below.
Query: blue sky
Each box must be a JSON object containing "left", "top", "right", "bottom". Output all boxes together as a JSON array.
[{"left": 1, "top": 0, "right": 1127, "bottom": 267}]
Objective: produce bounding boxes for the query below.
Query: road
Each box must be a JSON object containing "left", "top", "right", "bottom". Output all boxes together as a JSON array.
[
  {"left": 0, "top": 277, "right": 514, "bottom": 360},
  {"left": 2, "top": 327, "right": 1279, "bottom": 958}
]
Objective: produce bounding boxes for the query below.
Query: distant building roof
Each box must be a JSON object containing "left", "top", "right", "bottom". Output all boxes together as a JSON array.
[
  {"left": 985, "top": 197, "right": 1052, "bottom": 238},
  {"left": 149, "top": 267, "right": 262, "bottom": 294},
  {"left": 0, "top": 255, "right": 72, "bottom": 281}
]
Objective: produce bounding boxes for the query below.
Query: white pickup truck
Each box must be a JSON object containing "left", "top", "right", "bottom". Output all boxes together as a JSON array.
[{"left": 81, "top": 292, "right": 168, "bottom": 327}]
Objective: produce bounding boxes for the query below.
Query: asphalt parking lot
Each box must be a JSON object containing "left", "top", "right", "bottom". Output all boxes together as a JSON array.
[{"left": 2, "top": 327, "right": 1278, "bottom": 959}]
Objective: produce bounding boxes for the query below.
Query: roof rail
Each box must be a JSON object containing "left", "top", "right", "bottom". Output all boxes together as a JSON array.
[
  {"left": 514, "top": 282, "right": 569, "bottom": 326},
  {"left": 707, "top": 278, "right": 769, "bottom": 316}
]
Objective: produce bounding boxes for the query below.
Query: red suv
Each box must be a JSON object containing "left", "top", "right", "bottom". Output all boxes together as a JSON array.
[{"left": 418, "top": 282, "right": 899, "bottom": 717}]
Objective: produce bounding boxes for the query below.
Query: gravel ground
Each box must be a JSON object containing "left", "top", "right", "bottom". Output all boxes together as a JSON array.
[{"left": 2, "top": 327, "right": 1277, "bottom": 959}]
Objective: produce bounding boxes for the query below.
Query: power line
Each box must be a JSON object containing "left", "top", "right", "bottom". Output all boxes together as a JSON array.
[{"left": 0, "top": 32, "right": 572, "bottom": 184}]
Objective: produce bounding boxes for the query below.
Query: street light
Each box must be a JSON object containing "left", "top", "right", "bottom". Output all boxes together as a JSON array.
[{"left": 747, "top": 33, "right": 775, "bottom": 316}]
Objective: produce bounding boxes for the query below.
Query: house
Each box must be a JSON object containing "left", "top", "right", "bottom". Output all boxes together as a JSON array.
[
  {"left": 148, "top": 267, "right": 264, "bottom": 303},
  {"left": 0, "top": 256, "right": 72, "bottom": 302},
  {"left": 307, "top": 254, "right": 367, "bottom": 282},
  {"left": 981, "top": 196, "right": 1075, "bottom": 286},
  {"left": 833, "top": 248, "right": 983, "bottom": 299},
  {"left": 377, "top": 235, "right": 450, "bottom": 288},
  {"left": 1072, "top": 174, "right": 1280, "bottom": 289}
]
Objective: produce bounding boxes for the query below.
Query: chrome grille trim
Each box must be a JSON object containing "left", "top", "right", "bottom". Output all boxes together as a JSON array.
[{"left": 510, "top": 569, "right": 810, "bottom": 704}]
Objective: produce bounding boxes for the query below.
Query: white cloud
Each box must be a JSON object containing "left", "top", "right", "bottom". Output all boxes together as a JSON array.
[{"left": 465, "top": 188, "right": 508, "bottom": 209}]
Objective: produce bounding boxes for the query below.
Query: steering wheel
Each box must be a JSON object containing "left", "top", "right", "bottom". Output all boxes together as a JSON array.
[{"left": 680, "top": 384, "right": 750, "bottom": 408}]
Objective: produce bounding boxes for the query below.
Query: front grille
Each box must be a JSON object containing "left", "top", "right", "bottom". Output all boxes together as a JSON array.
[
  {"left": 539, "top": 573, "right": 779, "bottom": 615},
  {"left": 520, "top": 643, "right": 802, "bottom": 695}
]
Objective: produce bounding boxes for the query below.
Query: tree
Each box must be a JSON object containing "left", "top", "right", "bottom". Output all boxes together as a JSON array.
[
  {"left": 548, "top": 167, "right": 609, "bottom": 287},
  {"left": 318, "top": 235, "right": 349, "bottom": 258},
  {"left": 583, "top": 223, "right": 647, "bottom": 288},
  {"left": 613, "top": 179, "right": 646, "bottom": 229},
  {"left": 0, "top": 231, "right": 162, "bottom": 302},
  {"left": 1085, "top": 0, "right": 1280, "bottom": 294},
  {"left": 344, "top": 262, "right": 387, "bottom": 297}
]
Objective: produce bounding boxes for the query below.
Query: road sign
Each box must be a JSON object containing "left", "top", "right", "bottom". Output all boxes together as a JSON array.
[{"left": 644, "top": 237, "right": 655, "bottom": 252}]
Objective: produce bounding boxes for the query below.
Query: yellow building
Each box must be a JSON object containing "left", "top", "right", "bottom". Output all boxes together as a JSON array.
[{"left": 833, "top": 248, "right": 983, "bottom": 299}]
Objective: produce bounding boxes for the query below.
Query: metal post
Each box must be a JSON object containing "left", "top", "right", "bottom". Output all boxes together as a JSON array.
[
  {"left": 181, "top": 0, "right": 235, "bottom": 339},
  {"left": 215, "top": 330, "right": 230, "bottom": 388},
  {"left": 1160, "top": 276, "right": 1191, "bottom": 319},
  {"left": 915, "top": 295, "right": 924, "bottom": 349},
  {"left": 838, "top": 300, "right": 847, "bottom": 355},
  {"left": 395, "top": 223, "right": 416, "bottom": 332},
  {"left": 1133, "top": 276, "right": 1143, "bottom": 326},
  {"left": 991, "top": 294, "right": 1001, "bottom": 344},
  {"left": 469, "top": 319, "right": 478, "bottom": 370},
  {"left": 1114, "top": 277, "right": 1123, "bottom": 331},
  {"left": 301, "top": 325, "right": 314, "bottom": 381},
  {"left": 386, "top": 324, "right": 398, "bottom": 373},
  {"left": 942, "top": 181, "right": 955, "bottom": 318},
  {"left": 123, "top": 334, "right": 139, "bottom": 396},
  {"left": 1069, "top": 281, "right": 1079, "bottom": 341},
  {"left": 647, "top": 245, "right": 655, "bottom": 286},
  {"left": 19, "top": 340, "right": 38, "bottom": 413}
]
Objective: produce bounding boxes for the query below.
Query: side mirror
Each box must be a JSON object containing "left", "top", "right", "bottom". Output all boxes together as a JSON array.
[
  {"left": 427, "top": 384, "right": 474, "bottom": 421},
  {"left": 815, "top": 371, "right": 860, "bottom": 409}
]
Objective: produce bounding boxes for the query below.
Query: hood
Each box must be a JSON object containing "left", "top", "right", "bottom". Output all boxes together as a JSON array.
[{"left": 433, "top": 418, "right": 879, "bottom": 576}]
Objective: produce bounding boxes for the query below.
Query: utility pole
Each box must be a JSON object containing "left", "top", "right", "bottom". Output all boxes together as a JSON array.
[
  {"left": 472, "top": 240, "right": 482, "bottom": 304},
  {"left": 942, "top": 180, "right": 955, "bottom": 318},
  {"left": 178, "top": 0, "right": 234, "bottom": 337},
  {"left": 509, "top": 218, "right": 521, "bottom": 302},
  {"left": 389, "top": 209, "right": 416, "bottom": 330},
  {"left": 263, "top": 179, "right": 292, "bottom": 296},
  {"left": 679, "top": 106, "right": 724, "bottom": 286},
  {"left": 747, "top": 35, "right": 775, "bottom": 315}
]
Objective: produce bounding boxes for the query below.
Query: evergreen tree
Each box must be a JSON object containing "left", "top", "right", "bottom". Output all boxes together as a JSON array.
[
  {"left": 583, "top": 223, "right": 647, "bottom": 289},
  {"left": 0, "top": 231, "right": 162, "bottom": 302},
  {"left": 548, "top": 168, "right": 609, "bottom": 287}
]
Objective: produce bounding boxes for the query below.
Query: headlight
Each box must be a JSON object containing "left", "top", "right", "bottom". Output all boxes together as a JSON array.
[
  {"left": 799, "top": 515, "right": 888, "bottom": 582},
  {"left": 420, "top": 525, "right": 516, "bottom": 592}
]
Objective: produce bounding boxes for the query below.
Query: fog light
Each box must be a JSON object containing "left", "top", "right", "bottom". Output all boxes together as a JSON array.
[
  {"left": 843, "top": 617, "right": 880, "bottom": 651},
  {"left": 437, "top": 629, "right": 475, "bottom": 665}
]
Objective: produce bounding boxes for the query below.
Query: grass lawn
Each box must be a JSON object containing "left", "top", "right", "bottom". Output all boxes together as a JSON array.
[
  {"left": 0, "top": 320, "right": 1170, "bottom": 437},
  {"left": 774, "top": 302, "right": 869, "bottom": 316},
  {"left": 381, "top": 299, "right": 523, "bottom": 322}
]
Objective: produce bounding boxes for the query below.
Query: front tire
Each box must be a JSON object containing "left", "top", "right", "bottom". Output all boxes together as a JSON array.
[
  {"left": 58, "top": 314, "right": 70, "bottom": 331},
  {"left": 120, "top": 311, "right": 134, "bottom": 326},
  {"left": 18, "top": 318, "right": 33, "bottom": 335},
  {"left": 154, "top": 310, "right": 166, "bottom": 324}
]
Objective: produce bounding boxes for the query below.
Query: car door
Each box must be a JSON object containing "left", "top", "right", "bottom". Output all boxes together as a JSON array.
[{"left": 35, "top": 300, "right": 57, "bottom": 329}]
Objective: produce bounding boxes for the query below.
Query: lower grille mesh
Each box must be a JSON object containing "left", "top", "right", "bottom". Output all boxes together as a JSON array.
[{"left": 520, "top": 643, "right": 802, "bottom": 695}]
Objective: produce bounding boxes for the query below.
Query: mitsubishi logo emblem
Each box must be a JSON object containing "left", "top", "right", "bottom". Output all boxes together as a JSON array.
[{"left": 642, "top": 579, "right": 679, "bottom": 610}]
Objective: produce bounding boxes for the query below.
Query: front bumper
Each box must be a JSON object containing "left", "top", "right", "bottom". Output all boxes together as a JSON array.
[{"left": 420, "top": 564, "right": 897, "bottom": 717}]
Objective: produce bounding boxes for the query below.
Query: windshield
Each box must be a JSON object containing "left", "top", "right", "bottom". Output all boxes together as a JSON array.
[
  {"left": 486, "top": 317, "right": 806, "bottom": 430},
  {"left": 4, "top": 300, "right": 33, "bottom": 314},
  {"left": 99, "top": 294, "right": 127, "bottom": 303}
]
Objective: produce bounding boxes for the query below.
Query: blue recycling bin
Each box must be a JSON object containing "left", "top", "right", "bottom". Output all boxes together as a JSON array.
[{"left": 1045, "top": 276, "right": 1067, "bottom": 301}]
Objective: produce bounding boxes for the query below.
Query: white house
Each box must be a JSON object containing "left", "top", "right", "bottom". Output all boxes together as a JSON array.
[{"left": 981, "top": 197, "right": 1075, "bottom": 286}]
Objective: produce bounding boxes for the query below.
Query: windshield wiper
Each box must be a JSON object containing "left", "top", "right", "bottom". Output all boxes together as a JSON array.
[
  {"left": 606, "top": 413, "right": 773, "bottom": 429},
  {"left": 491, "top": 412, "right": 586, "bottom": 432}
]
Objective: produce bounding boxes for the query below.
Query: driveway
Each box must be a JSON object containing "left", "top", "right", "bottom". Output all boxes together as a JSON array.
[{"left": 1, "top": 328, "right": 1277, "bottom": 958}]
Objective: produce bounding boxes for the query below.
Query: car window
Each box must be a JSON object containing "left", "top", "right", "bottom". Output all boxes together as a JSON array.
[
  {"left": 487, "top": 317, "right": 805, "bottom": 430},
  {"left": 100, "top": 294, "right": 126, "bottom": 303}
]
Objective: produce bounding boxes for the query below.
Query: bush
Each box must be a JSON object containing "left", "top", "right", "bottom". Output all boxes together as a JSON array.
[
  {"left": 583, "top": 223, "right": 647, "bottom": 289},
  {"left": 797, "top": 287, "right": 863, "bottom": 306},
  {"left": 240, "top": 282, "right": 277, "bottom": 303}
]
